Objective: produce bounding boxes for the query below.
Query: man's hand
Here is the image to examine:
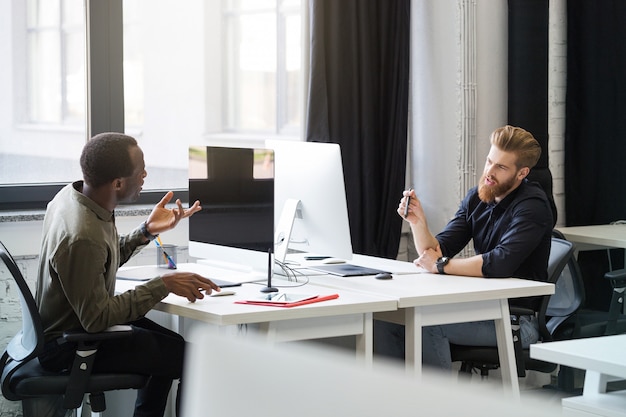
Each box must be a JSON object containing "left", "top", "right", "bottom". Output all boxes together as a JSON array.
[
  {"left": 398, "top": 189, "right": 439, "bottom": 254},
  {"left": 397, "top": 189, "right": 427, "bottom": 225},
  {"left": 145, "top": 191, "right": 202, "bottom": 236},
  {"left": 160, "top": 272, "right": 221, "bottom": 302},
  {"left": 414, "top": 246, "right": 444, "bottom": 273}
]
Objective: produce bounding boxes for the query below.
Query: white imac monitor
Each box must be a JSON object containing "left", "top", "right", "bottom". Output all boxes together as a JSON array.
[
  {"left": 188, "top": 146, "right": 274, "bottom": 281},
  {"left": 266, "top": 140, "right": 353, "bottom": 262}
]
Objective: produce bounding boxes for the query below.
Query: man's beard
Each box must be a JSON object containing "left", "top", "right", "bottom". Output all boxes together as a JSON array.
[{"left": 478, "top": 174, "right": 515, "bottom": 203}]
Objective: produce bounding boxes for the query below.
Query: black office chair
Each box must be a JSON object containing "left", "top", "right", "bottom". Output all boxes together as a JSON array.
[
  {"left": 451, "top": 234, "right": 579, "bottom": 379},
  {"left": 0, "top": 241, "right": 148, "bottom": 417},
  {"left": 452, "top": 231, "right": 626, "bottom": 389},
  {"left": 548, "top": 230, "right": 626, "bottom": 390}
]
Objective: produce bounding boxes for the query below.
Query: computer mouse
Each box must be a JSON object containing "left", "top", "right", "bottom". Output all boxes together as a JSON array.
[{"left": 375, "top": 272, "right": 393, "bottom": 280}]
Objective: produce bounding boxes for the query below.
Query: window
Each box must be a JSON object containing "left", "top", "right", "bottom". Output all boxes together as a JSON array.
[
  {"left": 223, "top": 0, "right": 303, "bottom": 134},
  {"left": 0, "top": 0, "right": 306, "bottom": 209},
  {"left": 0, "top": 0, "right": 86, "bottom": 197},
  {"left": 26, "top": 0, "right": 85, "bottom": 125}
]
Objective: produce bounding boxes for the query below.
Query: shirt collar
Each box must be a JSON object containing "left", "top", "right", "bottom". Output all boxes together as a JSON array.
[
  {"left": 71, "top": 180, "right": 114, "bottom": 222},
  {"left": 494, "top": 180, "right": 526, "bottom": 212}
]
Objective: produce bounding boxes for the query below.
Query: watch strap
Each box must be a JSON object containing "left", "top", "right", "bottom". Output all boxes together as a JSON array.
[
  {"left": 436, "top": 257, "right": 449, "bottom": 275},
  {"left": 140, "top": 221, "right": 159, "bottom": 241}
]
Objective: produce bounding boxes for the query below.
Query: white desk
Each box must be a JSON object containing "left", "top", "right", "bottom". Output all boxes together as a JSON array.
[
  {"left": 557, "top": 224, "right": 626, "bottom": 251},
  {"left": 531, "top": 334, "right": 626, "bottom": 416},
  {"left": 115, "top": 277, "right": 397, "bottom": 365},
  {"left": 305, "top": 264, "right": 555, "bottom": 400},
  {"left": 117, "top": 259, "right": 554, "bottom": 400}
]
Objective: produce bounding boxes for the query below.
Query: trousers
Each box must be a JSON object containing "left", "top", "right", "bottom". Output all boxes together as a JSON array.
[{"left": 39, "top": 317, "right": 185, "bottom": 417}]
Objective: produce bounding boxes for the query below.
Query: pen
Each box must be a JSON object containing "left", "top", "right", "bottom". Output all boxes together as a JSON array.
[
  {"left": 155, "top": 237, "right": 177, "bottom": 269},
  {"left": 404, "top": 188, "right": 413, "bottom": 218}
]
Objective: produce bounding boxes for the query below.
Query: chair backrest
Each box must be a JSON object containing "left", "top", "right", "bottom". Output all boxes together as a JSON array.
[
  {"left": 544, "top": 235, "right": 586, "bottom": 336},
  {"left": 534, "top": 236, "right": 576, "bottom": 342},
  {"left": 0, "top": 241, "right": 45, "bottom": 398},
  {"left": 546, "top": 237, "right": 574, "bottom": 285}
]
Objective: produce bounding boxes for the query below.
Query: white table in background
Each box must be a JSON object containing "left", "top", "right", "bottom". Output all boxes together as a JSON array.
[
  {"left": 557, "top": 224, "right": 626, "bottom": 252},
  {"left": 531, "top": 334, "right": 626, "bottom": 416}
]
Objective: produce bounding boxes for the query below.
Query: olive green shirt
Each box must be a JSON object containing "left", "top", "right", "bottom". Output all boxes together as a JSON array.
[{"left": 36, "top": 181, "right": 169, "bottom": 342}]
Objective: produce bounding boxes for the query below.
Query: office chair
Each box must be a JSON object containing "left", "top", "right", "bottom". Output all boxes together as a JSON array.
[
  {"left": 0, "top": 241, "right": 148, "bottom": 417},
  {"left": 452, "top": 232, "right": 626, "bottom": 389},
  {"left": 548, "top": 230, "right": 626, "bottom": 390},
  {"left": 451, "top": 234, "right": 579, "bottom": 379}
]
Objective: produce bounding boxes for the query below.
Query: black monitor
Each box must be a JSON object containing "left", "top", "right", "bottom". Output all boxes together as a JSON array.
[{"left": 188, "top": 145, "right": 274, "bottom": 280}]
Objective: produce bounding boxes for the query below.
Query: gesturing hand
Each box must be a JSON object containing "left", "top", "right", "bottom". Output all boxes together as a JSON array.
[
  {"left": 160, "top": 272, "right": 221, "bottom": 303},
  {"left": 397, "top": 189, "right": 426, "bottom": 224},
  {"left": 145, "top": 191, "right": 202, "bottom": 236}
]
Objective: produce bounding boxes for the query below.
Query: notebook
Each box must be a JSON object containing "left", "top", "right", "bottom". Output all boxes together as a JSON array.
[
  {"left": 307, "top": 264, "right": 390, "bottom": 277},
  {"left": 235, "top": 293, "right": 339, "bottom": 307}
]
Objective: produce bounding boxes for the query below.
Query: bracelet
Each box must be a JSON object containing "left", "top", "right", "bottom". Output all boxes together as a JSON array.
[{"left": 140, "top": 221, "right": 159, "bottom": 241}]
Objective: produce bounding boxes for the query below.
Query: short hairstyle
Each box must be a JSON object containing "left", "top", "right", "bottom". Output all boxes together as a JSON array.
[
  {"left": 80, "top": 133, "right": 138, "bottom": 188},
  {"left": 489, "top": 125, "right": 541, "bottom": 169}
]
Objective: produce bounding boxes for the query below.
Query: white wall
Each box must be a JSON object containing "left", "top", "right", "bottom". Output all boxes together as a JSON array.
[
  {"left": 410, "top": 1, "right": 508, "bottom": 234},
  {"left": 410, "top": 0, "right": 565, "bottom": 234}
]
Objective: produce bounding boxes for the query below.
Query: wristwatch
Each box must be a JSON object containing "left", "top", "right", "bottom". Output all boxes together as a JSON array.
[
  {"left": 140, "top": 220, "right": 159, "bottom": 241},
  {"left": 436, "top": 256, "right": 450, "bottom": 275}
]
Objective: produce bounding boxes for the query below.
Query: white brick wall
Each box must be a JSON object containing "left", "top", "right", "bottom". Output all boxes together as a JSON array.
[
  {"left": 549, "top": 0, "right": 567, "bottom": 226},
  {"left": 0, "top": 255, "right": 37, "bottom": 323}
]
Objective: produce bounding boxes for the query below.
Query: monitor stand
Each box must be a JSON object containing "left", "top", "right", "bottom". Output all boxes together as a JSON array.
[
  {"left": 274, "top": 198, "right": 301, "bottom": 276},
  {"left": 260, "top": 248, "right": 278, "bottom": 293}
]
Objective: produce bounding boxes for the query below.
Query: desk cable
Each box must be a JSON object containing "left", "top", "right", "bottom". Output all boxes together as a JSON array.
[{"left": 250, "top": 260, "right": 310, "bottom": 289}]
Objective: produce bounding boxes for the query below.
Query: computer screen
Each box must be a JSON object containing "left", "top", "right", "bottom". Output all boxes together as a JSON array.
[
  {"left": 188, "top": 145, "right": 274, "bottom": 279},
  {"left": 266, "top": 140, "right": 353, "bottom": 262}
]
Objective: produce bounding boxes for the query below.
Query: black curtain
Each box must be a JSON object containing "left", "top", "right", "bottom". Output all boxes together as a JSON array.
[
  {"left": 565, "top": 0, "right": 626, "bottom": 309},
  {"left": 306, "top": 0, "right": 410, "bottom": 258},
  {"left": 507, "top": 0, "right": 556, "bottom": 224}
]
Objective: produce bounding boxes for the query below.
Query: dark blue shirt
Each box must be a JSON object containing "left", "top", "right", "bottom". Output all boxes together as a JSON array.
[{"left": 435, "top": 180, "right": 553, "bottom": 309}]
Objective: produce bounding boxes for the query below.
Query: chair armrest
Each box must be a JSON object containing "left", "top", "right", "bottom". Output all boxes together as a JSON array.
[
  {"left": 605, "top": 269, "right": 626, "bottom": 288},
  {"left": 62, "top": 325, "right": 134, "bottom": 344},
  {"left": 509, "top": 307, "right": 535, "bottom": 317},
  {"left": 61, "top": 325, "right": 134, "bottom": 409}
]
